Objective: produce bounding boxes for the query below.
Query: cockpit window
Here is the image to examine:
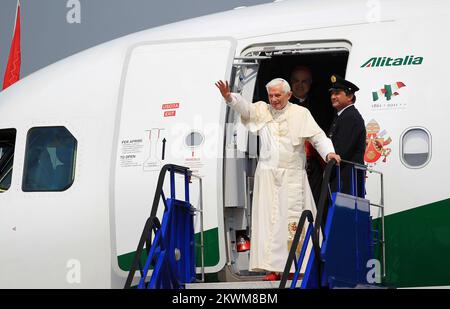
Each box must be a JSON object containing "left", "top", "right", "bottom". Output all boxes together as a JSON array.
[
  {"left": 22, "top": 127, "right": 77, "bottom": 192},
  {"left": 0, "top": 128, "right": 16, "bottom": 193}
]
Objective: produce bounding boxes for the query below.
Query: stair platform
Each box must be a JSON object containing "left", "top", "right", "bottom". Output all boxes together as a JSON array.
[{"left": 185, "top": 280, "right": 301, "bottom": 289}]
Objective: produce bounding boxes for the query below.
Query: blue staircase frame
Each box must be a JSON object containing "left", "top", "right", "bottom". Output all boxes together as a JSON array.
[
  {"left": 280, "top": 160, "right": 383, "bottom": 289},
  {"left": 124, "top": 164, "right": 196, "bottom": 289}
]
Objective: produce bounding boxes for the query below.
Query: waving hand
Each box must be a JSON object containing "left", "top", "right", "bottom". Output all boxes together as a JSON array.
[{"left": 215, "top": 80, "right": 232, "bottom": 103}]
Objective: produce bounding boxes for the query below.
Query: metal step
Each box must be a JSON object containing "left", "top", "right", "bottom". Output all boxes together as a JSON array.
[{"left": 185, "top": 280, "right": 301, "bottom": 289}]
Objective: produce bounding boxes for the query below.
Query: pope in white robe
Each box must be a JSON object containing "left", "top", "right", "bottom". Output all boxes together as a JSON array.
[{"left": 215, "top": 79, "right": 340, "bottom": 277}]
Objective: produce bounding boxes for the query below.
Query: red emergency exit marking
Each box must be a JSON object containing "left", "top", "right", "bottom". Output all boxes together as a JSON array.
[
  {"left": 164, "top": 110, "right": 176, "bottom": 117},
  {"left": 162, "top": 103, "right": 180, "bottom": 110}
]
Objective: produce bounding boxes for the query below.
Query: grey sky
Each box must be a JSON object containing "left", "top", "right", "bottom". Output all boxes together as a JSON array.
[{"left": 0, "top": 0, "right": 272, "bottom": 88}]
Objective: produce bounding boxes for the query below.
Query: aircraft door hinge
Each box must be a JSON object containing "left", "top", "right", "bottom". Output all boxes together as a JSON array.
[{"left": 231, "top": 56, "right": 269, "bottom": 93}]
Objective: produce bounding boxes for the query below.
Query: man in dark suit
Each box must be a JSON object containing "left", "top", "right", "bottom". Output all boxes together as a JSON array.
[
  {"left": 290, "top": 66, "right": 328, "bottom": 207},
  {"left": 290, "top": 66, "right": 334, "bottom": 132},
  {"left": 327, "top": 74, "right": 366, "bottom": 197},
  {"left": 290, "top": 66, "right": 313, "bottom": 108}
]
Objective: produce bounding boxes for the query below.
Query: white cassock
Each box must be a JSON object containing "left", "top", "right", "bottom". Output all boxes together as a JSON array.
[{"left": 227, "top": 94, "right": 335, "bottom": 273}]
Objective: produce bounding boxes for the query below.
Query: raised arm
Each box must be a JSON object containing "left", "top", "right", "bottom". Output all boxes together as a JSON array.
[
  {"left": 215, "top": 80, "right": 251, "bottom": 120},
  {"left": 215, "top": 80, "right": 232, "bottom": 103}
]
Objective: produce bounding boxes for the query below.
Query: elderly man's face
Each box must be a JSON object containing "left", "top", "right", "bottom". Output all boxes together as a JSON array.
[
  {"left": 267, "top": 84, "right": 292, "bottom": 110},
  {"left": 291, "top": 69, "right": 312, "bottom": 99}
]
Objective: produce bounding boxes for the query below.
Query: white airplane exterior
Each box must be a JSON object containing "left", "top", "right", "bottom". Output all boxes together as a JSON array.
[{"left": 0, "top": 0, "right": 449, "bottom": 288}]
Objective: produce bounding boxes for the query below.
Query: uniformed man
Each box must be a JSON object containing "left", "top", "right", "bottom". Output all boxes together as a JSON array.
[
  {"left": 328, "top": 74, "right": 366, "bottom": 196},
  {"left": 215, "top": 79, "right": 341, "bottom": 280}
]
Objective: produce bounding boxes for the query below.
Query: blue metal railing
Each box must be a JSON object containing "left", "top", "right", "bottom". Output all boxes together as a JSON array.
[
  {"left": 124, "top": 164, "right": 197, "bottom": 289},
  {"left": 280, "top": 159, "right": 385, "bottom": 289},
  {"left": 280, "top": 159, "right": 338, "bottom": 289}
]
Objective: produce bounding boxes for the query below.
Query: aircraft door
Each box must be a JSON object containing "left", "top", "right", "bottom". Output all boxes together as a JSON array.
[
  {"left": 113, "top": 38, "right": 237, "bottom": 276},
  {"left": 223, "top": 57, "right": 267, "bottom": 275}
]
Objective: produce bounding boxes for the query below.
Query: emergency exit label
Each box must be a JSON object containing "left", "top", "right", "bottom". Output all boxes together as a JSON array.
[
  {"left": 162, "top": 103, "right": 179, "bottom": 109},
  {"left": 164, "top": 110, "right": 176, "bottom": 117},
  {"left": 162, "top": 102, "right": 179, "bottom": 117}
]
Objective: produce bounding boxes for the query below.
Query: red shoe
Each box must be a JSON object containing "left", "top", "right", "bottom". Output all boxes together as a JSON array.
[
  {"left": 263, "top": 272, "right": 281, "bottom": 281},
  {"left": 276, "top": 273, "right": 296, "bottom": 280}
]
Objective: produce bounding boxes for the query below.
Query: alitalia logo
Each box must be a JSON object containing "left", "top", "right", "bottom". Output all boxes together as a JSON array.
[{"left": 361, "top": 55, "right": 424, "bottom": 68}]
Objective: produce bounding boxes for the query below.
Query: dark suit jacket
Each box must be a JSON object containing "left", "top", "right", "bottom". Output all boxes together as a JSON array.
[
  {"left": 328, "top": 105, "right": 366, "bottom": 196},
  {"left": 291, "top": 94, "right": 331, "bottom": 207},
  {"left": 291, "top": 92, "right": 334, "bottom": 133}
]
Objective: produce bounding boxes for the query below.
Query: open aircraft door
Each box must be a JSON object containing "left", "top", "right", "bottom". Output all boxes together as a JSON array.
[
  {"left": 112, "top": 38, "right": 237, "bottom": 277},
  {"left": 222, "top": 55, "right": 271, "bottom": 276}
]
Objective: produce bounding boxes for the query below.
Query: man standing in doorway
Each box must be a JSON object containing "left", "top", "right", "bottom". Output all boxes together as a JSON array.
[
  {"left": 290, "top": 66, "right": 333, "bottom": 206},
  {"left": 328, "top": 74, "right": 366, "bottom": 196},
  {"left": 290, "top": 66, "right": 313, "bottom": 108},
  {"left": 290, "top": 66, "right": 334, "bottom": 132},
  {"left": 215, "top": 78, "right": 340, "bottom": 280}
]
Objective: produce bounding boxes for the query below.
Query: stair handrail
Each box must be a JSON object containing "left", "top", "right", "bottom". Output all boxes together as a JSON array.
[
  {"left": 279, "top": 210, "right": 314, "bottom": 288},
  {"left": 279, "top": 159, "right": 337, "bottom": 288},
  {"left": 312, "top": 159, "right": 338, "bottom": 259},
  {"left": 280, "top": 158, "right": 387, "bottom": 288},
  {"left": 339, "top": 159, "right": 386, "bottom": 279},
  {"left": 124, "top": 164, "right": 192, "bottom": 289},
  {"left": 189, "top": 173, "right": 205, "bottom": 283}
]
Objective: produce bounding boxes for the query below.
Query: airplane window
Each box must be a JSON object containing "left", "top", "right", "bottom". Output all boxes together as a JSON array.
[
  {"left": 22, "top": 127, "right": 77, "bottom": 192},
  {"left": 400, "top": 127, "right": 431, "bottom": 168},
  {"left": 0, "top": 128, "right": 17, "bottom": 193}
]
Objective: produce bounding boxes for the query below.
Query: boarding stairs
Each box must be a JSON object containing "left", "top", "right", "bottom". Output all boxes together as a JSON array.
[
  {"left": 124, "top": 164, "right": 205, "bottom": 289},
  {"left": 124, "top": 160, "right": 385, "bottom": 289},
  {"left": 279, "top": 159, "right": 386, "bottom": 289}
]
